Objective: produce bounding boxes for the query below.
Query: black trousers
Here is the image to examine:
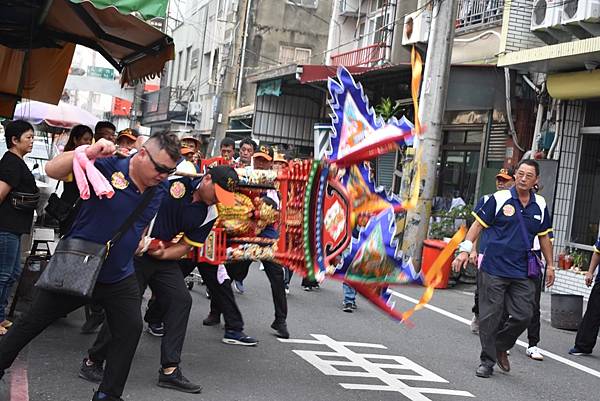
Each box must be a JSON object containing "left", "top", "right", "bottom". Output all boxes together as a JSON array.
[
  {"left": 472, "top": 270, "right": 480, "bottom": 315},
  {"left": 527, "top": 275, "right": 542, "bottom": 347},
  {"left": 197, "top": 262, "right": 244, "bottom": 331},
  {"left": 143, "top": 259, "right": 196, "bottom": 325},
  {"left": 478, "top": 270, "right": 535, "bottom": 368},
  {"left": 212, "top": 260, "right": 287, "bottom": 325},
  {"left": 575, "top": 281, "right": 600, "bottom": 353},
  {"left": 89, "top": 254, "right": 192, "bottom": 368},
  {"left": 0, "top": 275, "right": 142, "bottom": 398},
  {"left": 487, "top": 273, "right": 542, "bottom": 347}
]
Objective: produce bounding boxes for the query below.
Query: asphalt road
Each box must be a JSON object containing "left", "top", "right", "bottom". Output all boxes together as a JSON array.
[{"left": 1, "top": 268, "right": 599, "bottom": 401}]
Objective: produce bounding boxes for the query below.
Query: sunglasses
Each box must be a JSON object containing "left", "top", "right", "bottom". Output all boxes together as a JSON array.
[{"left": 143, "top": 147, "right": 177, "bottom": 175}]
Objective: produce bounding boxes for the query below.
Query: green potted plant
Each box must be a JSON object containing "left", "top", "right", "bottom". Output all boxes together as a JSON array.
[
  {"left": 570, "top": 250, "right": 590, "bottom": 273},
  {"left": 428, "top": 205, "right": 473, "bottom": 240}
]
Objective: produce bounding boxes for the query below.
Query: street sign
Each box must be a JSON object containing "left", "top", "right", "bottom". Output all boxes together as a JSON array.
[{"left": 87, "top": 66, "right": 114, "bottom": 80}]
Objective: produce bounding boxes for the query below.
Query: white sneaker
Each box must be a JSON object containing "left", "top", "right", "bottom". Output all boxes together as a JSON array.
[
  {"left": 526, "top": 346, "right": 544, "bottom": 361},
  {"left": 470, "top": 315, "right": 479, "bottom": 334}
]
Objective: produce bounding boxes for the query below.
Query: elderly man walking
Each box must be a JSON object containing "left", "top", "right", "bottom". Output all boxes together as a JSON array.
[{"left": 453, "top": 159, "right": 555, "bottom": 378}]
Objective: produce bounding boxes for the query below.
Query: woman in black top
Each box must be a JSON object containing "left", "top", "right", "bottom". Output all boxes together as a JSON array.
[
  {"left": 0, "top": 120, "right": 38, "bottom": 334},
  {"left": 58, "top": 125, "right": 93, "bottom": 236}
]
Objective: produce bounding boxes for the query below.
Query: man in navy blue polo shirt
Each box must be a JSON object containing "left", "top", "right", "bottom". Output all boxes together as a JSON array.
[
  {"left": 79, "top": 165, "right": 239, "bottom": 394},
  {"left": 468, "top": 168, "right": 515, "bottom": 334},
  {"left": 204, "top": 145, "right": 289, "bottom": 340},
  {"left": 453, "top": 159, "right": 555, "bottom": 379},
  {"left": 569, "top": 237, "right": 600, "bottom": 356},
  {"left": 0, "top": 132, "right": 180, "bottom": 401}
]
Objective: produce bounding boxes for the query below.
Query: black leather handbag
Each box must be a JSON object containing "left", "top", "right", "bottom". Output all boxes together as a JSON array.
[
  {"left": 45, "top": 182, "right": 79, "bottom": 223},
  {"left": 44, "top": 193, "right": 75, "bottom": 222},
  {"left": 35, "top": 187, "right": 156, "bottom": 298}
]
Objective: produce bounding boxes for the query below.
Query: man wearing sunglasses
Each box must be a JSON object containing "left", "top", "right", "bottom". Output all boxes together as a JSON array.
[
  {"left": 79, "top": 165, "right": 239, "bottom": 395},
  {"left": 0, "top": 132, "right": 180, "bottom": 401}
]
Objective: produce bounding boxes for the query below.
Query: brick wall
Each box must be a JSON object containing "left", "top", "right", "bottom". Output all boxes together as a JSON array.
[
  {"left": 503, "top": 0, "right": 545, "bottom": 53},
  {"left": 552, "top": 101, "right": 583, "bottom": 255},
  {"left": 551, "top": 269, "right": 593, "bottom": 300}
]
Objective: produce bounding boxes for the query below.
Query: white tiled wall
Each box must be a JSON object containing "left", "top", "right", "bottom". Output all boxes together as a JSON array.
[
  {"left": 551, "top": 269, "right": 593, "bottom": 300},
  {"left": 502, "top": 0, "right": 546, "bottom": 53}
]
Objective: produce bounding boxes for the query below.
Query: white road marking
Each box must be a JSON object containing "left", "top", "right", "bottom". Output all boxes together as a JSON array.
[
  {"left": 280, "top": 334, "right": 474, "bottom": 400},
  {"left": 388, "top": 289, "right": 600, "bottom": 379}
]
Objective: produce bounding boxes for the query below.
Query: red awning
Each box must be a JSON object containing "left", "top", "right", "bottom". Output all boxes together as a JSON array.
[{"left": 298, "top": 65, "right": 378, "bottom": 84}]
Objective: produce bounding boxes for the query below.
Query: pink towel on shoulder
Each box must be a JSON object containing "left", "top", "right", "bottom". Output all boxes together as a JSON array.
[{"left": 73, "top": 145, "right": 115, "bottom": 200}]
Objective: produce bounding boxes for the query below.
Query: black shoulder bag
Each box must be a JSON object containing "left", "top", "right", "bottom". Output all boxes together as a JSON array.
[
  {"left": 45, "top": 181, "right": 78, "bottom": 223},
  {"left": 36, "top": 187, "right": 156, "bottom": 298}
]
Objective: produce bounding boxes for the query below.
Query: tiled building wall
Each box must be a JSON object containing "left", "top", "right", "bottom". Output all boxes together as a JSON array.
[
  {"left": 502, "top": 0, "right": 545, "bottom": 53},
  {"left": 552, "top": 101, "right": 584, "bottom": 256},
  {"left": 551, "top": 269, "right": 593, "bottom": 300}
]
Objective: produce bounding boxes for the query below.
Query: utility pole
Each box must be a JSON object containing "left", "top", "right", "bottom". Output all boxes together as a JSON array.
[
  {"left": 209, "top": 0, "right": 249, "bottom": 156},
  {"left": 401, "top": 0, "right": 459, "bottom": 269}
]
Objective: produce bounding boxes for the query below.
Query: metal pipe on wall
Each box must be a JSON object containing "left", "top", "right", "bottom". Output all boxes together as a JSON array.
[
  {"left": 549, "top": 100, "right": 562, "bottom": 159},
  {"left": 504, "top": 67, "right": 525, "bottom": 152}
]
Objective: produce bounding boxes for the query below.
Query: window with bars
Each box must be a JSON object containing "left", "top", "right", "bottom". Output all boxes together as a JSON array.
[
  {"left": 185, "top": 46, "right": 192, "bottom": 81},
  {"left": 287, "top": 0, "right": 318, "bottom": 8},
  {"left": 360, "top": 1, "right": 393, "bottom": 47},
  {"left": 570, "top": 134, "right": 600, "bottom": 246},
  {"left": 279, "top": 45, "right": 312, "bottom": 64},
  {"left": 369, "top": 0, "right": 384, "bottom": 13},
  {"left": 191, "top": 49, "right": 199, "bottom": 70}
]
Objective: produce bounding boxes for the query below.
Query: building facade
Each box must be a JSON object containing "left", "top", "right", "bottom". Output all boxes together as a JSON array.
[
  {"left": 250, "top": 0, "right": 515, "bottom": 203},
  {"left": 141, "top": 0, "right": 333, "bottom": 153},
  {"left": 141, "top": 0, "right": 231, "bottom": 143},
  {"left": 498, "top": 0, "right": 600, "bottom": 299}
]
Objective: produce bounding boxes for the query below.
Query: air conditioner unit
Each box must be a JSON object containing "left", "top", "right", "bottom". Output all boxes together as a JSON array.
[
  {"left": 562, "top": 0, "right": 600, "bottom": 38},
  {"left": 339, "top": 0, "right": 365, "bottom": 17},
  {"left": 402, "top": 10, "right": 431, "bottom": 46},
  {"left": 530, "top": 0, "right": 562, "bottom": 31}
]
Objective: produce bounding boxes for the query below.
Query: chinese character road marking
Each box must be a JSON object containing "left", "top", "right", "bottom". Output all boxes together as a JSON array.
[{"left": 279, "top": 334, "right": 474, "bottom": 401}]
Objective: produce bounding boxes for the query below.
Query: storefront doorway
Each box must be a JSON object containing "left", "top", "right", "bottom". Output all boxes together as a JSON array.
[{"left": 437, "top": 128, "right": 482, "bottom": 207}]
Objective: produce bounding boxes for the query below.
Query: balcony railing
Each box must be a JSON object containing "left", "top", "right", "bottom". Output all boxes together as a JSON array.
[
  {"left": 330, "top": 43, "right": 387, "bottom": 67},
  {"left": 455, "top": 0, "right": 504, "bottom": 32}
]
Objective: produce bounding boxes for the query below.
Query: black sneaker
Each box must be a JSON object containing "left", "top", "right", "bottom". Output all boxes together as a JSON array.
[
  {"left": 569, "top": 347, "right": 592, "bottom": 356},
  {"left": 270, "top": 321, "right": 290, "bottom": 339},
  {"left": 158, "top": 367, "right": 202, "bottom": 393},
  {"left": 79, "top": 358, "right": 104, "bottom": 383},
  {"left": 202, "top": 313, "right": 221, "bottom": 326},
  {"left": 222, "top": 330, "right": 258, "bottom": 346},
  {"left": 350, "top": 302, "right": 357, "bottom": 310},
  {"left": 147, "top": 323, "right": 165, "bottom": 337},
  {"left": 81, "top": 313, "right": 105, "bottom": 334},
  {"left": 475, "top": 364, "right": 493, "bottom": 378},
  {"left": 91, "top": 391, "right": 123, "bottom": 401},
  {"left": 342, "top": 303, "right": 354, "bottom": 313}
]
